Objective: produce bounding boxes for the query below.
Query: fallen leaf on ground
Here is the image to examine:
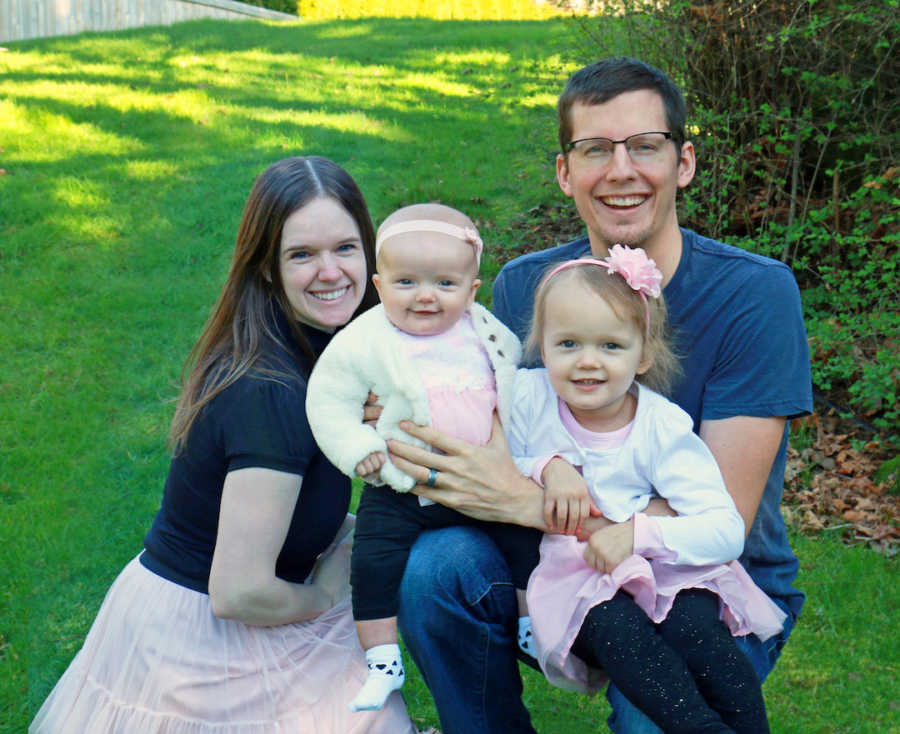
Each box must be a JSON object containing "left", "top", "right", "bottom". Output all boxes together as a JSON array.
[{"left": 784, "top": 413, "right": 898, "bottom": 555}]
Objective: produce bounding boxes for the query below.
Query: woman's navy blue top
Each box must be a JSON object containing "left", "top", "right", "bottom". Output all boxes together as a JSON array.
[{"left": 141, "top": 310, "right": 349, "bottom": 593}]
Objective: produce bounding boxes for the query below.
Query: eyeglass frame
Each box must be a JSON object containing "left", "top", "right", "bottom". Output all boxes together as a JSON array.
[{"left": 563, "top": 131, "right": 676, "bottom": 160}]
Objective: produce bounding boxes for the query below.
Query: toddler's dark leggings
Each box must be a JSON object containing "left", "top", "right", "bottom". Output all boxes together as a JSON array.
[{"left": 571, "top": 588, "right": 769, "bottom": 734}]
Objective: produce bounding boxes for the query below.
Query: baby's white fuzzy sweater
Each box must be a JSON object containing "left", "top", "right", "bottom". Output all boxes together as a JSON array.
[{"left": 306, "top": 303, "right": 522, "bottom": 491}]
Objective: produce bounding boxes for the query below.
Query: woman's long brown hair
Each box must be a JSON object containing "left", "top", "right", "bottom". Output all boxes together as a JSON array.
[{"left": 168, "top": 157, "right": 378, "bottom": 453}]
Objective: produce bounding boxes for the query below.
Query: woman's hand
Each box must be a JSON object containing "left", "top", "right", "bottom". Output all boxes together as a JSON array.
[
  {"left": 386, "top": 413, "right": 549, "bottom": 530},
  {"left": 310, "top": 529, "right": 353, "bottom": 606},
  {"left": 362, "top": 391, "right": 382, "bottom": 427},
  {"left": 333, "top": 512, "right": 356, "bottom": 545},
  {"left": 583, "top": 519, "right": 635, "bottom": 575},
  {"left": 541, "top": 458, "right": 593, "bottom": 535}
]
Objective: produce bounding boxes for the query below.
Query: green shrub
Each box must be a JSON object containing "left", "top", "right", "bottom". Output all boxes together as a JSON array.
[
  {"left": 738, "top": 173, "right": 899, "bottom": 441},
  {"left": 240, "top": 0, "right": 299, "bottom": 14},
  {"left": 571, "top": 0, "right": 899, "bottom": 442},
  {"left": 296, "top": 0, "right": 565, "bottom": 19}
]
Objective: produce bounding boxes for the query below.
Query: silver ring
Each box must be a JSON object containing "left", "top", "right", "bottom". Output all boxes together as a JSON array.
[{"left": 425, "top": 468, "right": 438, "bottom": 488}]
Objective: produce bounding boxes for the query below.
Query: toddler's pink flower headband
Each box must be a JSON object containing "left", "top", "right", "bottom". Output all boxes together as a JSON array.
[
  {"left": 375, "top": 219, "right": 483, "bottom": 265},
  {"left": 539, "top": 244, "right": 663, "bottom": 330}
]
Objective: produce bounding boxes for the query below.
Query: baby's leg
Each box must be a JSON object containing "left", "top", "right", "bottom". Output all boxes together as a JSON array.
[
  {"left": 350, "top": 487, "right": 418, "bottom": 712},
  {"left": 350, "top": 487, "right": 485, "bottom": 710},
  {"left": 350, "top": 617, "right": 405, "bottom": 712},
  {"left": 658, "top": 589, "right": 770, "bottom": 734},
  {"left": 572, "top": 591, "right": 734, "bottom": 734}
]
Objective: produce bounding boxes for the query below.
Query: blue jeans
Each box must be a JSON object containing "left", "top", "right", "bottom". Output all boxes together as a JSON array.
[
  {"left": 398, "top": 526, "right": 798, "bottom": 734},
  {"left": 397, "top": 526, "right": 537, "bottom": 734}
]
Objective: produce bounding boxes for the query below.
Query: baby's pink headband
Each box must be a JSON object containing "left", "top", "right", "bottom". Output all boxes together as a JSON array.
[
  {"left": 539, "top": 245, "right": 663, "bottom": 330},
  {"left": 375, "top": 219, "right": 484, "bottom": 265}
]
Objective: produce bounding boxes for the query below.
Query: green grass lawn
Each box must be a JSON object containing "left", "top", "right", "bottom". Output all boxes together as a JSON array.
[{"left": 1, "top": 17, "right": 896, "bottom": 734}]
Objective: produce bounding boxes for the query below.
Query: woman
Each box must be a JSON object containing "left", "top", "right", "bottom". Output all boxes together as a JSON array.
[{"left": 30, "top": 157, "right": 416, "bottom": 733}]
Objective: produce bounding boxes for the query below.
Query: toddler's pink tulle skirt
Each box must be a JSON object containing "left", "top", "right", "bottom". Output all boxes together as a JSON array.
[
  {"left": 527, "top": 534, "right": 788, "bottom": 694},
  {"left": 30, "top": 557, "right": 416, "bottom": 734}
]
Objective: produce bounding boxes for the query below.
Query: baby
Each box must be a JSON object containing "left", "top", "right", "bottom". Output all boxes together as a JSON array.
[{"left": 306, "top": 203, "right": 540, "bottom": 712}]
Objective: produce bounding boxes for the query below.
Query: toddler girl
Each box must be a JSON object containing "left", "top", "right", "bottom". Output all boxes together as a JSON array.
[
  {"left": 306, "top": 203, "right": 539, "bottom": 712},
  {"left": 508, "top": 248, "right": 786, "bottom": 733}
]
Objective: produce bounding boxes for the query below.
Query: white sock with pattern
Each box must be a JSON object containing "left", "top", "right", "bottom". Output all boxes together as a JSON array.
[
  {"left": 518, "top": 616, "right": 535, "bottom": 657},
  {"left": 349, "top": 643, "right": 405, "bottom": 712}
]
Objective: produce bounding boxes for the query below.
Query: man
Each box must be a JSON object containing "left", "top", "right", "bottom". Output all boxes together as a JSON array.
[{"left": 388, "top": 57, "right": 812, "bottom": 733}]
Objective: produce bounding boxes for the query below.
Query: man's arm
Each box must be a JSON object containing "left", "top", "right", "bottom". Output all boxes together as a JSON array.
[
  {"left": 388, "top": 411, "right": 784, "bottom": 541},
  {"left": 699, "top": 415, "right": 786, "bottom": 536},
  {"left": 386, "top": 416, "right": 664, "bottom": 536}
]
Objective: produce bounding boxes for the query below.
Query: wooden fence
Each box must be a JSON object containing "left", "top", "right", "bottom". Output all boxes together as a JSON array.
[{"left": 0, "top": 0, "right": 296, "bottom": 43}]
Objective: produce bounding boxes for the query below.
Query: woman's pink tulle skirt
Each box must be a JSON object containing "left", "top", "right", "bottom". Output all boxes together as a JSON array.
[
  {"left": 527, "top": 534, "right": 788, "bottom": 694},
  {"left": 30, "top": 557, "right": 416, "bottom": 734}
]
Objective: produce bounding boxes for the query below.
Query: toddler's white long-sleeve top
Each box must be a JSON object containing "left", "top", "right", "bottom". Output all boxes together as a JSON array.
[{"left": 507, "top": 369, "right": 745, "bottom": 567}]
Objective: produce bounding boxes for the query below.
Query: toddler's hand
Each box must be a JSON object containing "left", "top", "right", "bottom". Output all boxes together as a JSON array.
[
  {"left": 356, "top": 451, "right": 386, "bottom": 481},
  {"left": 574, "top": 511, "right": 612, "bottom": 542},
  {"left": 583, "top": 519, "right": 635, "bottom": 575},
  {"left": 541, "top": 457, "right": 593, "bottom": 535}
]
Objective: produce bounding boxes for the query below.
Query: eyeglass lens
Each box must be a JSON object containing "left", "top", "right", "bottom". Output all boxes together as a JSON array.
[{"left": 571, "top": 133, "right": 670, "bottom": 163}]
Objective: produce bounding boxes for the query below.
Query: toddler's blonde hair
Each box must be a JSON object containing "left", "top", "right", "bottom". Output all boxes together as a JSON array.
[{"left": 523, "top": 262, "right": 681, "bottom": 395}]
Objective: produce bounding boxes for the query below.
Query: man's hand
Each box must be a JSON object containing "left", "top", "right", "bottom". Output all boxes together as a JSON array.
[
  {"left": 583, "top": 519, "right": 635, "bottom": 575},
  {"left": 386, "top": 413, "right": 548, "bottom": 530}
]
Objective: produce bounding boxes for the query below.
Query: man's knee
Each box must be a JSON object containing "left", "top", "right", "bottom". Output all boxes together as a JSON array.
[
  {"left": 399, "top": 526, "right": 516, "bottom": 616},
  {"left": 733, "top": 603, "right": 797, "bottom": 682}
]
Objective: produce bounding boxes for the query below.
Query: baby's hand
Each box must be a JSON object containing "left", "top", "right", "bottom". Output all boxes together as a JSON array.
[
  {"left": 541, "top": 457, "right": 592, "bottom": 535},
  {"left": 583, "top": 519, "right": 635, "bottom": 575},
  {"left": 355, "top": 452, "right": 386, "bottom": 481}
]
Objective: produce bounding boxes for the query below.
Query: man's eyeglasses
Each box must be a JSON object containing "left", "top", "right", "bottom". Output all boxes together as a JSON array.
[{"left": 565, "top": 132, "right": 674, "bottom": 165}]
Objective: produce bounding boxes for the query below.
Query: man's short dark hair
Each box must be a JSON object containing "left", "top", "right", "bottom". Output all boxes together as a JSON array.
[{"left": 558, "top": 57, "right": 687, "bottom": 155}]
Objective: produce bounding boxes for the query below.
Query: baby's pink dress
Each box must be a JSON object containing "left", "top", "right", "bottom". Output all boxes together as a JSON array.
[{"left": 395, "top": 311, "right": 497, "bottom": 445}]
